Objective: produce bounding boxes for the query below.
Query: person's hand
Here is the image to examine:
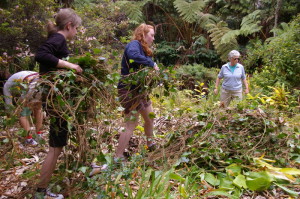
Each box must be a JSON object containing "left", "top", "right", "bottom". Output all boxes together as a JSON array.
[
  {"left": 214, "top": 88, "right": 218, "bottom": 95},
  {"left": 244, "top": 88, "right": 249, "bottom": 94},
  {"left": 70, "top": 63, "right": 83, "bottom": 73},
  {"left": 153, "top": 63, "right": 159, "bottom": 71}
]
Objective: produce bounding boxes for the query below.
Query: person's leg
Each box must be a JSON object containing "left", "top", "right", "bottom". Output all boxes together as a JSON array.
[
  {"left": 37, "top": 146, "right": 63, "bottom": 189},
  {"left": 231, "top": 88, "right": 243, "bottom": 102},
  {"left": 33, "top": 105, "right": 43, "bottom": 133},
  {"left": 19, "top": 116, "right": 31, "bottom": 132},
  {"left": 115, "top": 111, "right": 139, "bottom": 158},
  {"left": 35, "top": 114, "right": 67, "bottom": 198},
  {"left": 19, "top": 115, "right": 36, "bottom": 144},
  {"left": 139, "top": 104, "right": 154, "bottom": 146},
  {"left": 220, "top": 88, "right": 231, "bottom": 107}
]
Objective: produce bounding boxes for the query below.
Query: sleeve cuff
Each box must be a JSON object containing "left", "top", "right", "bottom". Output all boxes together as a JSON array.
[{"left": 149, "top": 61, "right": 155, "bottom": 67}]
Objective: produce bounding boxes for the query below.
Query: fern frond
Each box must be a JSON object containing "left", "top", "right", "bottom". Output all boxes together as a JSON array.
[
  {"left": 117, "top": 0, "right": 151, "bottom": 23},
  {"left": 220, "top": 30, "right": 240, "bottom": 44},
  {"left": 240, "top": 10, "right": 262, "bottom": 36},
  {"left": 207, "top": 21, "right": 238, "bottom": 61},
  {"left": 270, "top": 22, "right": 289, "bottom": 36},
  {"left": 174, "top": 0, "right": 206, "bottom": 23},
  {"left": 196, "top": 12, "right": 219, "bottom": 29}
]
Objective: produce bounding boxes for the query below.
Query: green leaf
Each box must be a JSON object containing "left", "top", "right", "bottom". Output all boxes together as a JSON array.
[
  {"left": 96, "top": 152, "right": 106, "bottom": 163},
  {"left": 78, "top": 166, "right": 89, "bottom": 174},
  {"left": 170, "top": 173, "right": 185, "bottom": 182},
  {"left": 246, "top": 171, "right": 273, "bottom": 191},
  {"left": 129, "top": 59, "right": 135, "bottom": 63},
  {"left": 206, "top": 189, "right": 237, "bottom": 199},
  {"left": 233, "top": 175, "right": 247, "bottom": 189},
  {"left": 179, "top": 184, "right": 188, "bottom": 198},
  {"left": 205, "top": 173, "right": 220, "bottom": 186},
  {"left": 226, "top": 164, "right": 242, "bottom": 176},
  {"left": 148, "top": 112, "right": 156, "bottom": 119},
  {"left": 219, "top": 176, "right": 235, "bottom": 189},
  {"left": 56, "top": 95, "right": 65, "bottom": 107},
  {"left": 92, "top": 48, "right": 101, "bottom": 54},
  {"left": 81, "top": 87, "right": 88, "bottom": 94}
]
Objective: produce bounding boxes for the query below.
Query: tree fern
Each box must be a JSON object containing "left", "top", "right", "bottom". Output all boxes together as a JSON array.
[
  {"left": 207, "top": 21, "right": 238, "bottom": 61},
  {"left": 117, "top": 0, "right": 151, "bottom": 23},
  {"left": 205, "top": 10, "right": 262, "bottom": 61},
  {"left": 196, "top": 12, "right": 219, "bottom": 29},
  {"left": 240, "top": 10, "right": 262, "bottom": 36},
  {"left": 269, "top": 22, "right": 289, "bottom": 38},
  {"left": 225, "top": 0, "right": 253, "bottom": 14},
  {"left": 220, "top": 29, "right": 240, "bottom": 45},
  {"left": 174, "top": 0, "right": 206, "bottom": 23}
]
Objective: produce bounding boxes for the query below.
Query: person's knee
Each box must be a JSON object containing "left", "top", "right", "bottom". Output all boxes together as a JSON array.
[
  {"left": 144, "top": 117, "right": 154, "bottom": 126},
  {"left": 125, "top": 121, "right": 138, "bottom": 132},
  {"left": 50, "top": 147, "right": 63, "bottom": 155}
]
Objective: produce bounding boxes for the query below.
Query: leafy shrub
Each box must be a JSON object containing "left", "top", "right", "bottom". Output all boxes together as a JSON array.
[
  {"left": 0, "top": 0, "right": 128, "bottom": 74},
  {"left": 263, "top": 16, "right": 300, "bottom": 88},
  {"left": 155, "top": 39, "right": 221, "bottom": 68},
  {"left": 155, "top": 41, "right": 182, "bottom": 66},
  {"left": 243, "top": 39, "right": 265, "bottom": 74},
  {"left": 0, "top": 0, "right": 55, "bottom": 74},
  {"left": 0, "top": 0, "right": 55, "bottom": 56},
  {"left": 187, "top": 35, "right": 222, "bottom": 68},
  {"left": 246, "top": 14, "right": 300, "bottom": 88},
  {"left": 73, "top": 2, "right": 129, "bottom": 53},
  {"left": 175, "top": 64, "right": 218, "bottom": 90}
]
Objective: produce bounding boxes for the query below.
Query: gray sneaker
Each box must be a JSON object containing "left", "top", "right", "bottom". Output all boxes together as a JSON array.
[
  {"left": 89, "top": 163, "right": 108, "bottom": 177},
  {"left": 34, "top": 189, "right": 64, "bottom": 199}
]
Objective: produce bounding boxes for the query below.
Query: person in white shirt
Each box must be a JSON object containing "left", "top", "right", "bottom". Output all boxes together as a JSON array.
[{"left": 3, "top": 70, "right": 43, "bottom": 145}]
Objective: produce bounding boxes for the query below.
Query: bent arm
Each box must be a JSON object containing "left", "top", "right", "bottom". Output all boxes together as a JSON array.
[
  {"left": 36, "top": 45, "right": 82, "bottom": 73},
  {"left": 57, "top": 59, "right": 82, "bottom": 73},
  {"left": 126, "top": 41, "right": 154, "bottom": 67},
  {"left": 243, "top": 78, "right": 249, "bottom": 94}
]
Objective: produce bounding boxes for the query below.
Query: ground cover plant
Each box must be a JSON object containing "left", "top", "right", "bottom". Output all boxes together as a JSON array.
[{"left": 0, "top": 0, "right": 299, "bottom": 198}]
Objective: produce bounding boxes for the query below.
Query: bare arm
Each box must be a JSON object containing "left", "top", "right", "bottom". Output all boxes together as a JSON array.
[
  {"left": 243, "top": 78, "right": 249, "bottom": 94},
  {"left": 214, "top": 77, "right": 221, "bottom": 95},
  {"left": 57, "top": 59, "right": 83, "bottom": 73}
]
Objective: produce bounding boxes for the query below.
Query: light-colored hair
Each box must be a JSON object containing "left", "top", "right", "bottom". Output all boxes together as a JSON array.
[
  {"left": 132, "top": 23, "right": 154, "bottom": 57},
  {"left": 47, "top": 8, "right": 82, "bottom": 37},
  {"left": 228, "top": 50, "right": 241, "bottom": 59}
]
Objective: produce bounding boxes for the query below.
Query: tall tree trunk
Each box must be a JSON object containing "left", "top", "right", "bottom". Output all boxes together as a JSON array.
[{"left": 274, "top": 0, "right": 283, "bottom": 36}]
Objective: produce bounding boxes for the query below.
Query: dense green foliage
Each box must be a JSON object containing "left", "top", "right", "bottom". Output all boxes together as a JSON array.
[{"left": 245, "top": 14, "right": 300, "bottom": 89}]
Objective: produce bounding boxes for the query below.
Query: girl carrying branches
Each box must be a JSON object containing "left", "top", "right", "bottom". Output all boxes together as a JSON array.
[{"left": 35, "top": 8, "right": 82, "bottom": 199}]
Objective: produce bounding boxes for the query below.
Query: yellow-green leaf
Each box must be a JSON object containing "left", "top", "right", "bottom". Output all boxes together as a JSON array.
[
  {"left": 205, "top": 173, "right": 220, "bottom": 186},
  {"left": 226, "top": 164, "right": 242, "bottom": 176},
  {"left": 279, "top": 168, "right": 300, "bottom": 175},
  {"left": 233, "top": 175, "right": 247, "bottom": 189}
]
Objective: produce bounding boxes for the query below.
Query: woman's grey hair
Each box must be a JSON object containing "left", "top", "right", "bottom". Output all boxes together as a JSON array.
[{"left": 228, "top": 50, "right": 240, "bottom": 59}]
